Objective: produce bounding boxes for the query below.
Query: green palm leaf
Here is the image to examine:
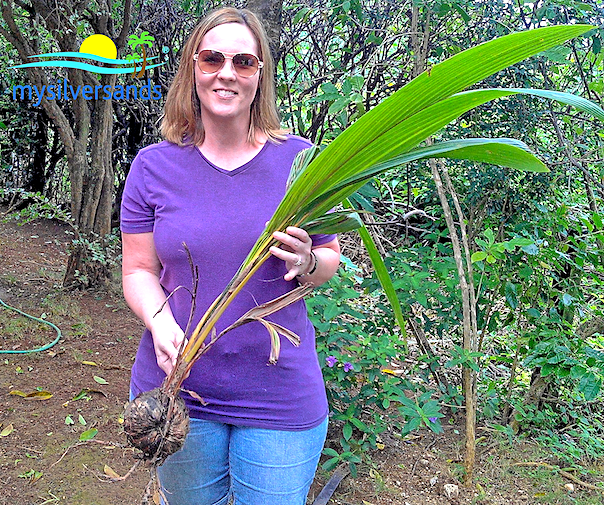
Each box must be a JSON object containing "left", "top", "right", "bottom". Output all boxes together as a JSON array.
[
  {"left": 342, "top": 198, "right": 409, "bottom": 348},
  {"left": 273, "top": 87, "right": 602, "bottom": 228},
  {"left": 178, "top": 24, "right": 598, "bottom": 368}
]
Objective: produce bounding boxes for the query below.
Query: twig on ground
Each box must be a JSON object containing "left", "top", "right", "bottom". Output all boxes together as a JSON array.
[
  {"left": 50, "top": 439, "right": 129, "bottom": 468},
  {"left": 511, "top": 462, "right": 604, "bottom": 492},
  {"left": 410, "top": 458, "right": 421, "bottom": 478},
  {"left": 424, "top": 437, "right": 438, "bottom": 452}
]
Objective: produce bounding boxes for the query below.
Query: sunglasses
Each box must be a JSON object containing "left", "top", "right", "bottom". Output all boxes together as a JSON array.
[{"left": 193, "top": 50, "right": 264, "bottom": 78}]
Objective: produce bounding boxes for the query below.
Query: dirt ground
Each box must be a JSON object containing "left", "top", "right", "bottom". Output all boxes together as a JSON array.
[{"left": 1, "top": 211, "right": 603, "bottom": 505}]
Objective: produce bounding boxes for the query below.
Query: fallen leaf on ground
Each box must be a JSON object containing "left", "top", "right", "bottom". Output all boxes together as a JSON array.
[
  {"left": 18, "top": 469, "right": 43, "bottom": 483},
  {"left": 9, "top": 390, "right": 53, "bottom": 400},
  {"left": 0, "top": 424, "right": 14, "bottom": 437},
  {"left": 82, "top": 361, "right": 98, "bottom": 366},
  {"left": 62, "top": 388, "right": 107, "bottom": 407},
  {"left": 79, "top": 428, "right": 98, "bottom": 441},
  {"left": 93, "top": 376, "right": 108, "bottom": 385},
  {"left": 103, "top": 464, "right": 121, "bottom": 479}
]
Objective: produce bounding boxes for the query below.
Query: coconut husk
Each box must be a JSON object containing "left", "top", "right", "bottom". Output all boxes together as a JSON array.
[{"left": 123, "top": 387, "right": 189, "bottom": 463}]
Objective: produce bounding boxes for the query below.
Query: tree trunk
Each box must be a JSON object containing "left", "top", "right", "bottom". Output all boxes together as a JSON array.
[
  {"left": 63, "top": 74, "right": 117, "bottom": 288},
  {"left": 245, "top": 0, "right": 283, "bottom": 61},
  {"left": 0, "top": 0, "right": 132, "bottom": 288},
  {"left": 409, "top": 5, "right": 431, "bottom": 79},
  {"left": 430, "top": 154, "right": 478, "bottom": 485},
  {"left": 27, "top": 109, "right": 48, "bottom": 194}
]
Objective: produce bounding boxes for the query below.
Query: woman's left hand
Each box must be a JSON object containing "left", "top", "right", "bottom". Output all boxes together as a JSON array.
[{"left": 270, "top": 226, "right": 313, "bottom": 281}]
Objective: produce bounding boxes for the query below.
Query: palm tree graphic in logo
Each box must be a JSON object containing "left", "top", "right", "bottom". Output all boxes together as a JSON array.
[{"left": 127, "top": 31, "right": 155, "bottom": 78}]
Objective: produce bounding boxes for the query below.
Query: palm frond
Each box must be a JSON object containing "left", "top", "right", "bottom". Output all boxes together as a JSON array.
[{"left": 178, "top": 24, "right": 598, "bottom": 369}]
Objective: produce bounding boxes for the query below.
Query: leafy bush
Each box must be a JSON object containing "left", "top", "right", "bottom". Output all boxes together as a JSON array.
[{"left": 309, "top": 255, "right": 447, "bottom": 473}]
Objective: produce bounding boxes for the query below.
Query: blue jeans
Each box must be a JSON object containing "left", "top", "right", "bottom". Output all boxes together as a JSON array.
[{"left": 156, "top": 416, "right": 328, "bottom": 505}]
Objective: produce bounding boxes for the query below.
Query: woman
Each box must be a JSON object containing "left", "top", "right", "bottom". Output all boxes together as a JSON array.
[{"left": 120, "top": 7, "right": 340, "bottom": 505}]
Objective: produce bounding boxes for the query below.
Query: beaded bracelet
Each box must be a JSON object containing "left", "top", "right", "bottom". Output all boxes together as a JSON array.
[{"left": 298, "top": 251, "right": 318, "bottom": 278}]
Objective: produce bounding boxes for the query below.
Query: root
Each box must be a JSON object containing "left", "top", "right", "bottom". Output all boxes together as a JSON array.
[{"left": 141, "top": 467, "right": 169, "bottom": 505}]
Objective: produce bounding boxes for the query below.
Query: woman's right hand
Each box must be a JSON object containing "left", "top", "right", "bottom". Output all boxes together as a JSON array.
[{"left": 148, "top": 311, "right": 186, "bottom": 376}]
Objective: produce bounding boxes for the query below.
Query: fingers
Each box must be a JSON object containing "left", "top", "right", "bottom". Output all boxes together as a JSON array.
[
  {"left": 271, "top": 226, "right": 313, "bottom": 281},
  {"left": 273, "top": 226, "right": 311, "bottom": 250}
]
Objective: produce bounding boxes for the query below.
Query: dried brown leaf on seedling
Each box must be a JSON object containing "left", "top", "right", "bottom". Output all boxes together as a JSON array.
[
  {"left": 104, "top": 464, "right": 121, "bottom": 479},
  {"left": 219, "top": 284, "right": 313, "bottom": 337},
  {"left": 267, "top": 320, "right": 301, "bottom": 347},
  {"left": 0, "top": 423, "right": 14, "bottom": 437},
  {"left": 93, "top": 376, "right": 108, "bottom": 385},
  {"left": 9, "top": 390, "right": 53, "bottom": 400},
  {"left": 259, "top": 319, "right": 281, "bottom": 364},
  {"left": 181, "top": 388, "right": 207, "bottom": 405}
]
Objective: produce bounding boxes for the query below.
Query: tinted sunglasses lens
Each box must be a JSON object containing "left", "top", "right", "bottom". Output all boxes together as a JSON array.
[
  {"left": 198, "top": 50, "right": 225, "bottom": 73},
  {"left": 232, "top": 54, "right": 259, "bottom": 76}
]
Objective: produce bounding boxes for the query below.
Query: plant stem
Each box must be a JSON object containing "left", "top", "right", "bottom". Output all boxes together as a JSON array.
[{"left": 429, "top": 154, "right": 477, "bottom": 484}]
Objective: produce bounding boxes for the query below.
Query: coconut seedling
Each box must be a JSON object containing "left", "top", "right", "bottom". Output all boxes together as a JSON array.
[{"left": 122, "top": 23, "right": 604, "bottom": 502}]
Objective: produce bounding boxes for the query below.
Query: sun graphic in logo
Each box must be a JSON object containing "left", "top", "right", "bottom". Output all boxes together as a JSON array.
[{"left": 79, "top": 34, "right": 117, "bottom": 60}]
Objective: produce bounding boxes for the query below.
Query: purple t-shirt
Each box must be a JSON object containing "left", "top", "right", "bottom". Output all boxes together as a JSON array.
[{"left": 121, "top": 135, "right": 334, "bottom": 430}]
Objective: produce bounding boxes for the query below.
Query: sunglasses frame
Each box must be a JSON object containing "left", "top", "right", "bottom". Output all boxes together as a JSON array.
[{"left": 193, "top": 50, "right": 264, "bottom": 77}]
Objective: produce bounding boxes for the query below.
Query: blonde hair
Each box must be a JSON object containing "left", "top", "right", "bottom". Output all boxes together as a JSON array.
[{"left": 161, "top": 7, "right": 286, "bottom": 146}]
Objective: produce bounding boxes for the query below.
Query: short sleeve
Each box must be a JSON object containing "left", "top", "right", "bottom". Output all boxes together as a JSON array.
[
  {"left": 120, "top": 153, "right": 155, "bottom": 234},
  {"left": 310, "top": 233, "right": 337, "bottom": 247}
]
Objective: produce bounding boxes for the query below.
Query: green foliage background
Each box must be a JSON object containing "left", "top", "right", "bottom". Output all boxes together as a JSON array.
[{"left": 2, "top": 0, "right": 604, "bottom": 479}]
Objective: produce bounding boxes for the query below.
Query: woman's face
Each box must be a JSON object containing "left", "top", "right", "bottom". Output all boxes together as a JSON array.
[{"left": 194, "top": 22, "right": 261, "bottom": 130}]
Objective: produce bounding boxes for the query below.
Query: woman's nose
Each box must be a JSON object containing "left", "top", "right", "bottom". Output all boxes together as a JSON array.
[{"left": 217, "top": 58, "right": 237, "bottom": 79}]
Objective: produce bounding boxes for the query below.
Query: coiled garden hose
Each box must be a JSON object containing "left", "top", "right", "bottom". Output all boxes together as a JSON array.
[{"left": 0, "top": 297, "right": 62, "bottom": 354}]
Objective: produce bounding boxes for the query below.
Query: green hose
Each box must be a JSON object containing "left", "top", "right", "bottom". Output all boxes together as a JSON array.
[{"left": 0, "top": 297, "right": 62, "bottom": 354}]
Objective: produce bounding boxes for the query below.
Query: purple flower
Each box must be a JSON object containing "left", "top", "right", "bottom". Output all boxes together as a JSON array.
[
  {"left": 326, "top": 356, "right": 338, "bottom": 368},
  {"left": 428, "top": 417, "right": 438, "bottom": 423},
  {"left": 343, "top": 362, "right": 354, "bottom": 372}
]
